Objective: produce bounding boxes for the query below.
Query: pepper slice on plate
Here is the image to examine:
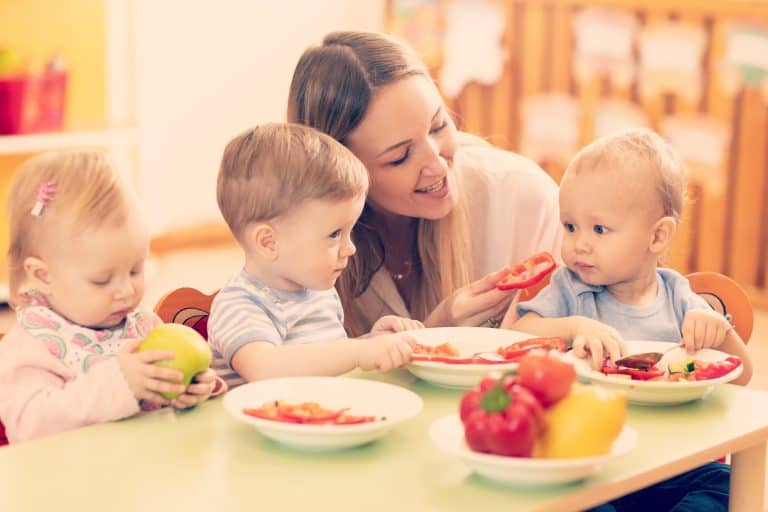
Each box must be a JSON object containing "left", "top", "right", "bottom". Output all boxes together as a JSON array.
[
  {"left": 600, "top": 366, "right": 665, "bottom": 381},
  {"left": 496, "top": 252, "right": 557, "bottom": 291},
  {"left": 243, "top": 401, "right": 377, "bottom": 425},
  {"left": 496, "top": 337, "right": 566, "bottom": 360},
  {"left": 693, "top": 356, "right": 741, "bottom": 381}
]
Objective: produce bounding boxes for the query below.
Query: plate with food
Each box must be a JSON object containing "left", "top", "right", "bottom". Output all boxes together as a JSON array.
[
  {"left": 405, "top": 327, "right": 565, "bottom": 389},
  {"left": 223, "top": 376, "right": 423, "bottom": 450},
  {"left": 429, "top": 413, "right": 636, "bottom": 486},
  {"left": 564, "top": 340, "right": 743, "bottom": 405}
]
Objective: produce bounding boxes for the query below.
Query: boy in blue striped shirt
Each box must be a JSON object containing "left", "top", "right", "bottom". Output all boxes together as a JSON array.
[{"left": 209, "top": 124, "right": 420, "bottom": 387}]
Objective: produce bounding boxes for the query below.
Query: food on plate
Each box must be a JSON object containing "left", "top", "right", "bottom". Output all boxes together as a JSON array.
[
  {"left": 459, "top": 353, "right": 625, "bottom": 458},
  {"left": 599, "top": 355, "right": 742, "bottom": 382},
  {"left": 496, "top": 252, "right": 557, "bottom": 291},
  {"left": 496, "top": 337, "right": 566, "bottom": 360},
  {"left": 411, "top": 337, "right": 565, "bottom": 365},
  {"left": 243, "top": 401, "right": 379, "bottom": 425},
  {"left": 535, "top": 384, "right": 626, "bottom": 458},
  {"left": 414, "top": 342, "right": 459, "bottom": 357},
  {"left": 459, "top": 374, "right": 544, "bottom": 457}
]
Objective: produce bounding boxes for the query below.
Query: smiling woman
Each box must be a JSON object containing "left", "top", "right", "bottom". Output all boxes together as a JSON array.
[{"left": 287, "top": 31, "right": 562, "bottom": 336}]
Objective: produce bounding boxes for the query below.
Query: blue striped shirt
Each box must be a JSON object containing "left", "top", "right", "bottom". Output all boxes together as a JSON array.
[{"left": 208, "top": 270, "right": 347, "bottom": 388}]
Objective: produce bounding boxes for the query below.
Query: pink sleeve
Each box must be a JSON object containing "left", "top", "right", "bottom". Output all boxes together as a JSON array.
[{"left": 0, "top": 326, "right": 140, "bottom": 443}]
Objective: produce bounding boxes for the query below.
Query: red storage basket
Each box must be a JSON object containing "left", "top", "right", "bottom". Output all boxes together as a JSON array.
[{"left": 0, "top": 69, "right": 67, "bottom": 135}]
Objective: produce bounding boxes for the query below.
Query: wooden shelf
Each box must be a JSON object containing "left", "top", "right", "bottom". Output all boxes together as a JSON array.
[{"left": 0, "top": 128, "right": 137, "bottom": 155}]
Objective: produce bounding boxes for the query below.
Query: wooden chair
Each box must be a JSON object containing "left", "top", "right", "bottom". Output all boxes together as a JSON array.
[
  {"left": 687, "top": 271, "right": 753, "bottom": 344},
  {"left": 153, "top": 287, "right": 219, "bottom": 341}
]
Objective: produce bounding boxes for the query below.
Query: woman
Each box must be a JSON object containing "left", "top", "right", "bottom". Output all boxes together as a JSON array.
[
  {"left": 287, "top": 30, "right": 731, "bottom": 512},
  {"left": 287, "top": 31, "right": 561, "bottom": 336}
]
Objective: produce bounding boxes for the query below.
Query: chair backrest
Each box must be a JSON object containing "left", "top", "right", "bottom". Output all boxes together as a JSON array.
[
  {"left": 153, "top": 288, "right": 219, "bottom": 341},
  {"left": 687, "top": 272, "right": 753, "bottom": 344}
]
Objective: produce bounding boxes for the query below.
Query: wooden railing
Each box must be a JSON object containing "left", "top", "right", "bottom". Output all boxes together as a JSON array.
[{"left": 388, "top": 0, "right": 768, "bottom": 304}]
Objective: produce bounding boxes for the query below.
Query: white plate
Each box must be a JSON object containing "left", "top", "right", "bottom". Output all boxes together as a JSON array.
[
  {"left": 406, "top": 327, "right": 541, "bottom": 389},
  {"left": 223, "top": 377, "right": 423, "bottom": 450},
  {"left": 564, "top": 340, "right": 744, "bottom": 406},
  {"left": 429, "top": 414, "right": 636, "bottom": 486}
]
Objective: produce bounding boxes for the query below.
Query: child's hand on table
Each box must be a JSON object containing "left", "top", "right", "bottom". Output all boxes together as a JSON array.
[
  {"left": 370, "top": 315, "right": 424, "bottom": 335},
  {"left": 571, "top": 317, "right": 628, "bottom": 370},
  {"left": 356, "top": 333, "right": 416, "bottom": 372},
  {"left": 170, "top": 368, "right": 217, "bottom": 409},
  {"left": 117, "top": 338, "right": 186, "bottom": 406},
  {"left": 682, "top": 309, "right": 732, "bottom": 352}
]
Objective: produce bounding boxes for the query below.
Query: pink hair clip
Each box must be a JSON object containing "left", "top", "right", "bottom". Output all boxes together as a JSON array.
[{"left": 31, "top": 181, "right": 56, "bottom": 217}]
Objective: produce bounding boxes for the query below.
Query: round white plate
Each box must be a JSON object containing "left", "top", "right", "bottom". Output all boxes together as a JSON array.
[
  {"left": 429, "top": 414, "right": 636, "bottom": 486},
  {"left": 564, "top": 340, "right": 744, "bottom": 406},
  {"left": 405, "top": 327, "right": 541, "bottom": 389},
  {"left": 223, "top": 377, "right": 423, "bottom": 450}
]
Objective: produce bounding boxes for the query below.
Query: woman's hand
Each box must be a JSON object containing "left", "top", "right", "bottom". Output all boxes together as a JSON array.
[
  {"left": 427, "top": 268, "right": 516, "bottom": 327},
  {"left": 170, "top": 369, "right": 217, "bottom": 409}
]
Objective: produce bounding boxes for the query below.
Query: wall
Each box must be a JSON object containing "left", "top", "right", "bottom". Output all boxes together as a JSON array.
[
  {"left": 133, "top": 0, "right": 386, "bottom": 235},
  {"left": 0, "top": 0, "right": 107, "bottom": 285}
]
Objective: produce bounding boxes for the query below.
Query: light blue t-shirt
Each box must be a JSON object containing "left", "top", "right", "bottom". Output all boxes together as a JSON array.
[
  {"left": 516, "top": 267, "right": 710, "bottom": 342},
  {"left": 208, "top": 270, "right": 347, "bottom": 388}
]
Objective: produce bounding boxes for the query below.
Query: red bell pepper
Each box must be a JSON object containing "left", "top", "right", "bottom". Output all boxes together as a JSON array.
[
  {"left": 497, "top": 252, "right": 557, "bottom": 291},
  {"left": 459, "top": 375, "right": 544, "bottom": 457},
  {"left": 693, "top": 357, "right": 741, "bottom": 381}
]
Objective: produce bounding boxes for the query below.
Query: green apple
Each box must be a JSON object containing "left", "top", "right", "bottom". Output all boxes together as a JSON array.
[{"left": 138, "top": 323, "right": 213, "bottom": 400}]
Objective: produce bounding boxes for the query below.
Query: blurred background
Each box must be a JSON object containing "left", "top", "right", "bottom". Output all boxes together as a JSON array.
[{"left": 1, "top": 0, "right": 767, "bottom": 311}]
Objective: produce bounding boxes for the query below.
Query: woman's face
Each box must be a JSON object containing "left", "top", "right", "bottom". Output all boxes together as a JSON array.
[{"left": 345, "top": 75, "right": 459, "bottom": 220}]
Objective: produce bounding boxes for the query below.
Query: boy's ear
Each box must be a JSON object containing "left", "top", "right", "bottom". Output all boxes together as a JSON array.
[
  {"left": 650, "top": 216, "right": 676, "bottom": 254},
  {"left": 23, "top": 257, "right": 52, "bottom": 294},
  {"left": 248, "top": 222, "right": 278, "bottom": 260}
]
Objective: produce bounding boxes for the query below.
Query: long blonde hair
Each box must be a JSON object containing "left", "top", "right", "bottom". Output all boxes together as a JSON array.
[
  {"left": 7, "top": 150, "right": 131, "bottom": 307},
  {"left": 288, "top": 31, "right": 471, "bottom": 334}
]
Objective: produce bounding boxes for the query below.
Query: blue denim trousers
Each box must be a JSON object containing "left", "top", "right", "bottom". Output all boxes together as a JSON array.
[{"left": 588, "top": 462, "right": 730, "bottom": 512}]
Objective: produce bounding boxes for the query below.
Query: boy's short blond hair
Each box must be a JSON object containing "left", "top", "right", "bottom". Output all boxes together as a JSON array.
[
  {"left": 7, "top": 150, "right": 132, "bottom": 305},
  {"left": 217, "top": 123, "right": 369, "bottom": 242},
  {"left": 565, "top": 128, "right": 685, "bottom": 221}
]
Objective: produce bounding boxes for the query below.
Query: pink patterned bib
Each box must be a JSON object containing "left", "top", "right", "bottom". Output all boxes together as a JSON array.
[{"left": 17, "top": 303, "right": 154, "bottom": 375}]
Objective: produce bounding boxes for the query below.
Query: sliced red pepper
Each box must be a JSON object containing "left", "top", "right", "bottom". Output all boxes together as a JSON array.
[
  {"left": 601, "top": 366, "right": 665, "bottom": 381},
  {"left": 693, "top": 357, "right": 741, "bottom": 381},
  {"left": 242, "top": 401, "right": 376, "bottom": 425},
  {"left": 496, "top": 252, "right": 557, "bottom": 291},
  {"left": 496, "top": 337, "right": 566, "bottom": 360}
]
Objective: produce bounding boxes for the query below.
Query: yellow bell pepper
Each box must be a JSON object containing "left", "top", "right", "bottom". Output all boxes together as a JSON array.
[{"left": 538, "top": 383, "right": 627, "bottom": 458}]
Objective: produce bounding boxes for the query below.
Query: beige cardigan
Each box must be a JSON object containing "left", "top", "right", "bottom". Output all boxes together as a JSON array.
[{"left": 348, "top": 137, "right": 562, "bottom": 333}]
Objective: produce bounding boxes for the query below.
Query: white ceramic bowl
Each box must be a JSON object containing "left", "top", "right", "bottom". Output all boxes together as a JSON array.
[
  {"left": 429, "top": 413, "right": 637, "bottom": 486},
  {"left": 405, "top": 327, "right": 543, "bottom": 389},
  {"left": 564, "top": 340, "right": 743, "bottom": 406},
  {"left": 223, "top": 377, "right": 423, "bottom": 450}
]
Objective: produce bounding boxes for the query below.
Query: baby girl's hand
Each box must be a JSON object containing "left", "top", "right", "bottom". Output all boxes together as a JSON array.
[
  {"left": 370, "top": 315, "right": 424, "bottom": 335},
  {"left": 117, "top": 338, "right": 186, "bottom": 405},
  {"left": 170, "top": 368, "right": 217, "bottom": 409},
  {"left": 682, "top": 309, "right": 731, "bottom": 352},
  {"left": 570, "top": 317, "right": 628, "bottom": 370},
  {"left": 356, "top": 333, "right": 416, "bottom": 372}
]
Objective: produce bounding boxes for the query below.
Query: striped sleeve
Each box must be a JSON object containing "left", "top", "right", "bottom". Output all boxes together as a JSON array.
[{"left": 208, "top": 286, "right": 282, "bottom": 367}]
